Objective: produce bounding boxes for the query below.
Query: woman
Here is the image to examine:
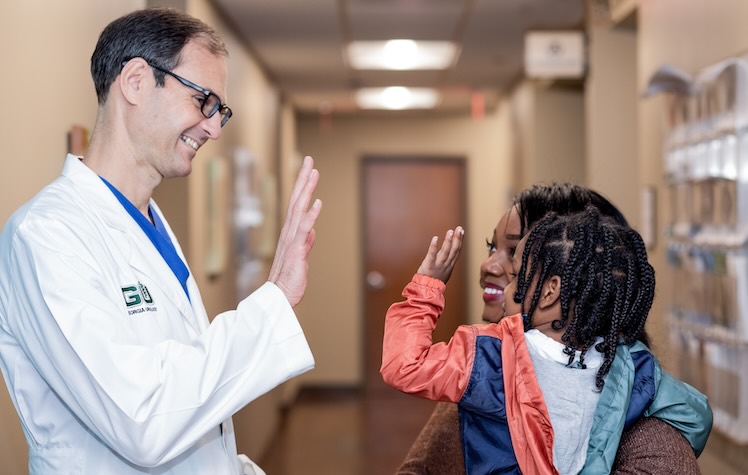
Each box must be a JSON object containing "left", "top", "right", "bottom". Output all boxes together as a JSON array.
[{"left": 396, "top": 183, "right": 701, "bottom": 475}]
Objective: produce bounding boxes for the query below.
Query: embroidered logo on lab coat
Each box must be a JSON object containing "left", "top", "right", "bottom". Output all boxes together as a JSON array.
[{"left": 122, "top": 282, "right": 158, "bottom": 315}]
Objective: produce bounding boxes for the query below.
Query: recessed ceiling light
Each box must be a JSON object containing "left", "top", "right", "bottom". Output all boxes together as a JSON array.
[
  {"left": 347, "top": 40, "right": 458, "bottom": 70},
  {"left": 355, "top": 87, "right": 441, "bottom": 110}
]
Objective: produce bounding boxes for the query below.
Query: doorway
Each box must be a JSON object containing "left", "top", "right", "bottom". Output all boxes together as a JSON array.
[{"left": 361, "top": 156, "right": 467, "bottom": 393}]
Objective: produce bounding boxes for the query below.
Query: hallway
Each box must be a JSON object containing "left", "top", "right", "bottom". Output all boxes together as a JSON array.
[{"left": 260, "top": 387, "right": 438, "bottom": 475}]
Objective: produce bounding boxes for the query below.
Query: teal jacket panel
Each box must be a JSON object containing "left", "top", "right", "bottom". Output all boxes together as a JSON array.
[{"left": 581, "top": 341, "right": 712, "bottom": 474}]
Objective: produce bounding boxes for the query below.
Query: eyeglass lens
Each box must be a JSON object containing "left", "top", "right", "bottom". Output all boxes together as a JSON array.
[{"left": 203, "top": 95, "right": 231, "bottom": 127}]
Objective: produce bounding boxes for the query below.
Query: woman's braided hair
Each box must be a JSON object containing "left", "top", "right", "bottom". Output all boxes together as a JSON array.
[{"left": 514, "top": 207, "right": 655, "bottom": 389}]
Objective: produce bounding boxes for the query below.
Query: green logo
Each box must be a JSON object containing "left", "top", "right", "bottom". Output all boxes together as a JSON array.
[
  {"left": 122, "top": 285, "right": 141, "bottom": 307},
  {"left": 122, "top": 282, "right": 154, "bottom": 308},
  {"left": 139, "top": 282, "right": 153, "bottom": 304}
]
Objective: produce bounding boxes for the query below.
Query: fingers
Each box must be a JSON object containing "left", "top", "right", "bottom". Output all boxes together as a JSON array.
[
  {"left": 276, "top": 157, "right": 318, "bottom": 248},
  {"left": 416, "top": 227, "right": 464, "bottom": 279},
  {"left": 297, "top": 198, "right": 323, "bottom": 247},
  {"left": 286, "top": 156, "right": 315, "bottom": 214},
  {"left": 436, "top": 229, "right": 454, "bottom": 259},
  {"left": 416, "top": 236, "right": 439, "bottom": 276},
  {"left": 272, "top": 159, "right": 319, "bottom": 255},
  {"left": 427, "top": 235, "right": 439, "bottom": 255},
  {"left": 435, "top": 227, "right": 463, "bottom": 264},
  {"left": 268, "top": 157, "right": 321, "bottom": 285},
  {"left": 448, "top": 226, "right": 464, "bottom": 261},
  {"left": 294, "top": 168, "right": 320, "bottom": 219},
  {"left": 285, "top": 167, "right": 320, "bottom": 241}
]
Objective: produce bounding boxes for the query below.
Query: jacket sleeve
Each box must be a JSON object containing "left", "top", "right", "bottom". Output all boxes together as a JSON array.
[
  {"left": 396, "top": 402, "right": 466, "bottom": 475},
  {"left": 645, "top": 366, "right": 713, "bottom": 457},
  {"left": 3, "top": 215, "right": 314, "bottom": 467},
  {"left": 612, "top": 417, "right": 700, "bottom": 475},
  {"left": 380, "top": 274, "right": 476, "bottom": 403}
]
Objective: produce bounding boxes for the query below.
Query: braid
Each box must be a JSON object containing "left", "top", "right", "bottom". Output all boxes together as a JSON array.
[
  {"left": 516, "top": 214, "right": 546, "bottom": 327},
  {"left": 515, "top": 212, "right": 569, "bottom": 330},
  {"left": 517, "top": 207, "right": 655, "bottom": 389}
]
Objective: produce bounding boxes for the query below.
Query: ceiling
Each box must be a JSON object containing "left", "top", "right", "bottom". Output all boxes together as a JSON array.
[{"left": 210, "top": 0, "right": 588, "bottom": 116}]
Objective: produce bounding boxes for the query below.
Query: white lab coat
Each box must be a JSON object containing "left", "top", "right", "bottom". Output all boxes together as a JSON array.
[{"left": 0, "top": 154, "right": 315, "bottom": 474}]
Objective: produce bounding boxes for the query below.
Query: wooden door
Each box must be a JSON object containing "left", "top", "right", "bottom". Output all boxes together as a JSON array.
[{"left": 362, "top": 157, "right": 467, "bottom": 393}]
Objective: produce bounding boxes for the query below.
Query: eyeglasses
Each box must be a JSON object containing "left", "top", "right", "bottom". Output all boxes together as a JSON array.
[{"left": 145, "top": 61, "right": 233, "bottom": 127}]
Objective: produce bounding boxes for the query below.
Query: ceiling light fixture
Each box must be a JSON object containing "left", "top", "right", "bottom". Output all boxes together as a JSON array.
[
  {"left": 347, "top": 40, "right": 458, "bottom": 70},
  {"left": 355, "top": 87, "right": 440, "bottom": 110}
]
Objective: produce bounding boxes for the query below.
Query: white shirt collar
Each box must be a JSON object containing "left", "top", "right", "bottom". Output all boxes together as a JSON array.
[{"left": 524, "top": 329, "right": 604, "bottom": 369}]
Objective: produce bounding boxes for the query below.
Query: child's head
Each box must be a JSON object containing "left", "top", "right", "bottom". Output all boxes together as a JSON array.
[
  {"left": 514, "top": 183, "right": 629, "bottom": 237},
  {"left": 507, "top": 206, "right": 655, "bottom": 388}
]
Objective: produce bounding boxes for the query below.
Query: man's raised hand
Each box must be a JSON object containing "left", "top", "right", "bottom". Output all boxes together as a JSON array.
[{"left": 268, "top": 156, "right": 322, "bottom": 307}]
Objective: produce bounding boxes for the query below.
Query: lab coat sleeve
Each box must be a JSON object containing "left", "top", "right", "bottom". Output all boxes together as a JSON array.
[
  {"left": 380, "top": 274, "right": 475, "bottom": 403},
  {"left": 5, "top": 215, "right": 314, "bottom": 467}
]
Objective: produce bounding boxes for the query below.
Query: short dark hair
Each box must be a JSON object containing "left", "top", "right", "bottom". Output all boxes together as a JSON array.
[
  {"left": 513, "top": 183, "right": 628, "bottom": 237},
  {"left": 514, "top": 207, "right": 655, "bottom": 389},
  {"left": 90, "top": 7, "right": 227, "bottom": 104}
]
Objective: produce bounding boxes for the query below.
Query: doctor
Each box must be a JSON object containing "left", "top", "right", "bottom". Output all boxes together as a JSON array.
[{"left": 0, "top": 7, "right": 320, "bottom": 475}]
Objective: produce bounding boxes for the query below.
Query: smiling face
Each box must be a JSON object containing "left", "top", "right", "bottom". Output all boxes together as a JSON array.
[
  {"left": 135, "top": 39, "right": 227, "bottom": 180},
  {"left": 479, "top": 206, "right": 522, "bottom": 323}
]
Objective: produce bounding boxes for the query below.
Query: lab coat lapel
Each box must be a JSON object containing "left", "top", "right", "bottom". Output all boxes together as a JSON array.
[
  {"left": 62, "top": 154, "right": 201, "bottom": 333},
  {"left": 126, "top": 238, "right": 200, "bottom": 332},
  {"left": 146, "top": 201, "right": 208, "bottom": 332}
]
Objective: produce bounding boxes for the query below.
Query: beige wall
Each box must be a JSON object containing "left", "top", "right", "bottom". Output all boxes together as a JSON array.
[
  {"left": 0, "top": 0, "right": 144, "bottom": 223},
  {"left": 534, "top": 86, "right": 587, "bottom": 186},
  {"left": 585, "top": 24, "right": 639, "bottom": 225},
  {"left": 510, "top": 81, "right": 586, "bottom": 192},
  {"left": 638, "top": 1, "right": 748, "bottom": 473},
  {"left": 295, "top": 109, "right": 514, "bottom": 385}
]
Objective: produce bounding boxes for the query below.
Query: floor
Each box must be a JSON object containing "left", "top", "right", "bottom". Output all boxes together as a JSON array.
[
  {"left": 260, "top": 386, "right": 748, "bottom": 475},
  {"left": 260, "top": 387, "right": 437, "bottom": 475}
]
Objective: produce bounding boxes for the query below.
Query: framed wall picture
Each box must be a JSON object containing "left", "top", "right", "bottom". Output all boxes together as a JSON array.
[{"left": 205, "top": 156, "right": 228, "bottom": 278}]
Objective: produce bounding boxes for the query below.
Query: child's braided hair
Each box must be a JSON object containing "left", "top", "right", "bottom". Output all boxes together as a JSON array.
[{"left": 514, "top": 206, "right": 655, "bottom": 389}]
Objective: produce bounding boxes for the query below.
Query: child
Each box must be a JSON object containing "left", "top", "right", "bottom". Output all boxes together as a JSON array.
[{"left": 380, "top": 208, "right": 712, "bottom": 475}]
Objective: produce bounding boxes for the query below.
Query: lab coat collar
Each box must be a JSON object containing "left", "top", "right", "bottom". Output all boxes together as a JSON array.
[{"left": 61, "top": 154, "right": 202, "bottom": 332}]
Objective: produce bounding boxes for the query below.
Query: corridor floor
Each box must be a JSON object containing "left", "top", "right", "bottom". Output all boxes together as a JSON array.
[{"left": 260, "top": 387, "right": 438, "bottom": 475}]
